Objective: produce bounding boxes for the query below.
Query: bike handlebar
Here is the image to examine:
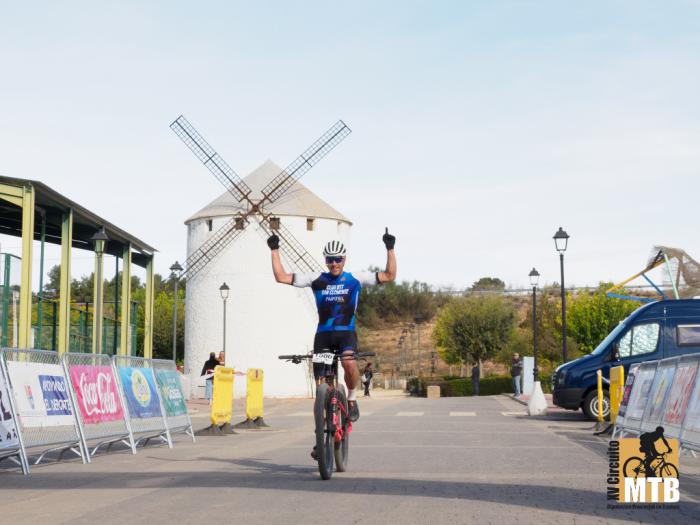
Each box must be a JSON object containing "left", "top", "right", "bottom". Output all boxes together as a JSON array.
[{"left": 278, "top": 351, "right": 376, "bottom": 362}]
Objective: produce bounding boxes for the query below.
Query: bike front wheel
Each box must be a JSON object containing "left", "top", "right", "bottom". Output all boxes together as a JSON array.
[
  {"left": 660, "top": 462, "right": 679, "bottom": 478},
  {"left": 314, "top": 383, "right": 334, "bottom": 480},
  {"left": 334, "top": 385, "right": 349, "bottom": 472}
]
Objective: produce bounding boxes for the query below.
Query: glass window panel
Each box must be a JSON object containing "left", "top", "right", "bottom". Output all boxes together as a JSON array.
[{"left": 630, "top": 323, "right": 660, "bottom": 356}]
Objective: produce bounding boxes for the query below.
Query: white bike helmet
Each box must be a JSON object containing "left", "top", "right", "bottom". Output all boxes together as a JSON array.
[{"left": 323, "top": 240, "right": 346, "bottom": 257}]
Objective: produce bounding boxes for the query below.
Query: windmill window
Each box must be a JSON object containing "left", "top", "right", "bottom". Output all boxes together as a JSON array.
[
  {"left": 206, "top": 219, "right": 213, "bottom": 232},
  {"left": 307, "top": 218, "right": 314, "bottom": 231},
  {"left": 269, "top": 217, "right": 280, "bottom": 230},
  {"left": 234, "top": 217, "right": 245, "bottom": 230}
]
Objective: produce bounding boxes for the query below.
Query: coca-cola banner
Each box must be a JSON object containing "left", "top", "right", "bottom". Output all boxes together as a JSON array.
[
  {"left": 0, "top": 371, "right": 19, "bottom": 449},
  {"left": 68, "top": 365, "right": 125, "bottom": 424}
]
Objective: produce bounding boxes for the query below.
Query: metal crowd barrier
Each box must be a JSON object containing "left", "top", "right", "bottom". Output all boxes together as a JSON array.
[
  {"left": 613, "top": 354, "right": 700, "bottom": 454},
  {"left": 0, "top": 348, "right": 87, "bottom": 475},
  {"left": 0, "top": 357, "right": 23, "bottom": 471},
  {"left": 62, "top": 352, "right": 136, "bottom": 456},
  {"left": 112, "top": 355, "right": 172, "bottom": 449},
  {"left": 151, "top": 359, "right": 195, "bottom": 443}
]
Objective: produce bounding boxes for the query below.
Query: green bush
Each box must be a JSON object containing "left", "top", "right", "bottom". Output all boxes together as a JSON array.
[{"left": 407, "top": 373, "right": 552, "bottom": 397}]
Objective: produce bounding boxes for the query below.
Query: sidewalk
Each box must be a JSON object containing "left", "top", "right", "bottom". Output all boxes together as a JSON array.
[{"left": 508, "top": 392, "right": 555, "bottom": 408}]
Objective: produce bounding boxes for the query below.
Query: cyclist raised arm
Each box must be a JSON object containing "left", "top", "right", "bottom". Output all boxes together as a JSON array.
[
  {"left": 378, "top": 227, "right": 397, "bottom": 283},
  {"left": 267, "top": 228, "right": 397, "bottom": 423},
  {"left": 268, "top": 234, "right": 293, "bottom": 284}
]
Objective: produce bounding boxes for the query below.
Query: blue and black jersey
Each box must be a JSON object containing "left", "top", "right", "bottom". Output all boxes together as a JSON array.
[{"left": 292, "top": 271, "right": 379, "bottom": 332}]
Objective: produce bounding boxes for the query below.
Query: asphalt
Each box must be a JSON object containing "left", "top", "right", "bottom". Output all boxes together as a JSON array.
[{"left": 1, "top": 392, "right": 698, "bottom": 525}]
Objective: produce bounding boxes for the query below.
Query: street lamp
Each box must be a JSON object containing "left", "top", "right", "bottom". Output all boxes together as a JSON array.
[
  {"left": 528, "top": 268, "right": 540, "bottom": 381},
  {"left": 528, "top": 267, "right": 547, "bottom": 416},
  {"left": 90, "top": 228, "right": 109, "bottom": 354},
  {"left": 553, "top": 227, "right": 570, "bottom": 363},
  {"left": 169, "top": 261, "right": 183, "bottom": 363},
  {"left": 219, "top": 282, "right": 230, "bottom": 361}
]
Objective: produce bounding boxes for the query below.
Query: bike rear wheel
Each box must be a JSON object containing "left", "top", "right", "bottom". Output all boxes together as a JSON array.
[
  {"left": 623, "top": 456, "right": 645, "bottom": 478},
  {"left": 334, "top": 385, "right": 349, "bottom": 472},
  {"left": 314, "top": 383, "right": 334, "bottom": 480}
]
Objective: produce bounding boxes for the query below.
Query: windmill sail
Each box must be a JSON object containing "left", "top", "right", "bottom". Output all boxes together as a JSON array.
[
  {"left": 182, "top": 217, "right": 246, "bottom": 281},
  {"left": 259, "top": 120, "right": 351, "bottom": 206},
  {"left": 258, "top": 219, "right": 324, "bottom": 273},
  {"left": 171, "top": 115, "right": 253, "bottom": 203}
]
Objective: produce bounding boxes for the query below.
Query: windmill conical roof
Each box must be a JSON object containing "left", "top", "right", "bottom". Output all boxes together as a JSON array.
[{"left": 185, "top": 159, "right": 352, "bottom": 225}]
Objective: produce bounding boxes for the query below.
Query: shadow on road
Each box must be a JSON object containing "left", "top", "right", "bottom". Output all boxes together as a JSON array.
[{"left": 1, "top": 458, "right": 697, "bottom": 522}]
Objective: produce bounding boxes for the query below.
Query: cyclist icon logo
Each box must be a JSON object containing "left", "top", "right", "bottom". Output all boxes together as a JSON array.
[
  {"left": 608, "top": 429, "right": 681, "bottom": 504},
  {"left": 623, "top": 426, "right": 679, "bottom": 480}
]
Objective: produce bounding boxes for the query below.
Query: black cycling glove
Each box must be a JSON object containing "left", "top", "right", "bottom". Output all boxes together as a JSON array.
[
  {"left": 382, "top": 227, "right": 395, "bottom": 250},
  {"left": 267, "top": 234, "right": 279, "bottom": 250}
]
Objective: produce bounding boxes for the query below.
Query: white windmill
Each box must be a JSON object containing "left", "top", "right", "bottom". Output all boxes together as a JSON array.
[{"left": 170, "top": 116, "right": 352, "bottom": 397}]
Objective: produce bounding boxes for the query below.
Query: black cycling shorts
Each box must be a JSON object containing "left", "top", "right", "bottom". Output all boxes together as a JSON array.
[{"left": 312, "top": 330, "right": 358, "bottom": 379}]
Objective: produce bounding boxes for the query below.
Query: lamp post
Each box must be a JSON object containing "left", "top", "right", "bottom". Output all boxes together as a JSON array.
[
  {"left": 169, "top": 261, "right": 183, "bottom": 363},
  {"left": 90, "top": 228, "right": 109, "bottom": 354},
  {"left": 219, "top": 282, "right": 230, "bottom": 359},
  {"left": 527, "top": 267, "right": 547, "bottom": 416},
  {"left": 529, "top": 268, "right": 540, "bottom": 382},
  {"left": 553, "top": 227, "right": 570, "bottom": 363}
]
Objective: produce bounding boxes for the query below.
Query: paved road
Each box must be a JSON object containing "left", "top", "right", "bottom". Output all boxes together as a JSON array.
[{"left": 1, "top": 393, "right": 698, "bottom": 524}]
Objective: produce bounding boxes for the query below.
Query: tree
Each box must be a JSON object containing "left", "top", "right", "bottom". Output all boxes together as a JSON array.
[
  {"left": 471, "top": 277, "right": 506, "bottom": 291},
  {"left": 567, "top": 283, "right": 639, "bottom": 354},
  {"left": 357, "top": 273, "right": 447, "bottom": 328},
  {"left": 433, "top": 295, "right": 515, "bottom": 368}
]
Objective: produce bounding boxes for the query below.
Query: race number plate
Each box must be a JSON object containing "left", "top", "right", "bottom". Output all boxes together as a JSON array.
[{"left": 312, "top": 352, "right": 334, "bottom": 365}]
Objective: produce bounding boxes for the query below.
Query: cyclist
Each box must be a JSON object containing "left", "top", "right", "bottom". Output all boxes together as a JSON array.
[
  {"left": 639, "top": 426, "right": 672, "bottom": 477},
  {"left": 267, "top": 229, "right": 396, "bottom": 423}
]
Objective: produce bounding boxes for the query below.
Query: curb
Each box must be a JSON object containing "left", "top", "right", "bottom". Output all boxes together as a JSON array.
[{"left": 504, "top": 394, "right": 527, "bottom": 406}]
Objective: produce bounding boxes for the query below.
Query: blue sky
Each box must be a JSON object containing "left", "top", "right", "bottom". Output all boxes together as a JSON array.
[{"left": 1, "top": 1, "right": 700, "bottom": 289}]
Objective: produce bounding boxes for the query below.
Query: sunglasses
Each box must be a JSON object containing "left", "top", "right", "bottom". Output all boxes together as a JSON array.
[{"left": 325, "top": 256, "right": 345, "bottom": 264}]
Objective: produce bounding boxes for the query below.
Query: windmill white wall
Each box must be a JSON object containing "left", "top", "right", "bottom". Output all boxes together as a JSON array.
[{"left": 184, "top": 160, "right": 352, "bottom": 398}]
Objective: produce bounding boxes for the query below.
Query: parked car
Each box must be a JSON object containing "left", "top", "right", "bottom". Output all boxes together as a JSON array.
[{"left": 553, "top": 299, "right": 700, "bottom": 420}]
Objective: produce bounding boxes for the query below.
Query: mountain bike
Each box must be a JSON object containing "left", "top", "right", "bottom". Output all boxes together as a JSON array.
[
  {"left": 279, "top": 351, "right": 375, "bottom": 480},
  {"left": 623, "top": 450, "right": 679, "bottom": 479}
]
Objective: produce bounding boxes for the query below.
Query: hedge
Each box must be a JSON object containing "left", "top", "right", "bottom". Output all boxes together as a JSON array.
[{"left": 407, "top": 374, "right": 553, "bottom": 397}]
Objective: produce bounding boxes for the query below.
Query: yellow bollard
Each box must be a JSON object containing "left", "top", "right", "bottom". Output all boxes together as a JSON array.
[
  {"left": 211, "top": 366, "right": 234, "bottom": 425},
  {"left": 246, "top": 368, "right": 264, "bottom": 420},
  {"left": 235, "top": 368, "right": 269, "bottom": 429},
  {"left": 609, "top": 366, "right": 625, "bottom": 424},
  {"left": 596, "top": 369, "right": 604, "bottom": 425}
]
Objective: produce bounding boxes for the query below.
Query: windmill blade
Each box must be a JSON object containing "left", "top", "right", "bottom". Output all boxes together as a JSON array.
[
  {"left": 259, "top": 120, "right": 351, "bottom": 207},
  {"left": 182, "top": 216, "right": 247, "bottom": 281},
  {"left": 258, "top": 219, "right": 324, "bottom": 273},
  {"left": 170, "top": 115, "right": 253, "bottom": 203}
]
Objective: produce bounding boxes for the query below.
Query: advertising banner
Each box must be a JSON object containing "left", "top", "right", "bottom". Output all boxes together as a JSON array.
[
  {"left": 643, "top": 360, "right": 677, "bottom": 426},
  {"left": 618, "top": 363, "right": 640, "bottom": 420},
  {"left": 682, "top": 365, "right": 700, "bottom": 435},
  {"left": 118, "top": 367, "right": 161, "bottom": 419},
  {"left": 154, "top": 369, "right": 187, "bottom": 417},
  {"left": 664, "top": 359, "right": 699, "bottom": 427},
  {"left": 0, "top": 371, "right": 18, "bottom": 449},
  {"left": 6, "top": 361, "right": 74, "bottom": 427},
  {"left": 68, "top": 365, "right": 125, "bottom": 424},
  {"left": 626, "top": 365, "right": 656, "bottom": 422}
]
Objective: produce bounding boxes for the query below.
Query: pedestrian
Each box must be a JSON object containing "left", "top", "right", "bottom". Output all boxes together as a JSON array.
[
  {"left": 471, "top": 363, "right": 480, "bottom": 396},
  {"left": 511, "top": 353, "right": 523, "bottom": 397},
  {"left": 201, "top": 352, "right": 219, "bottom": 403},
  {"left": 362, "top": 363, "right": 374, "bottom": 398},
  {"left": 218, "top": 351, "right": 225, "bottom": 366}
]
